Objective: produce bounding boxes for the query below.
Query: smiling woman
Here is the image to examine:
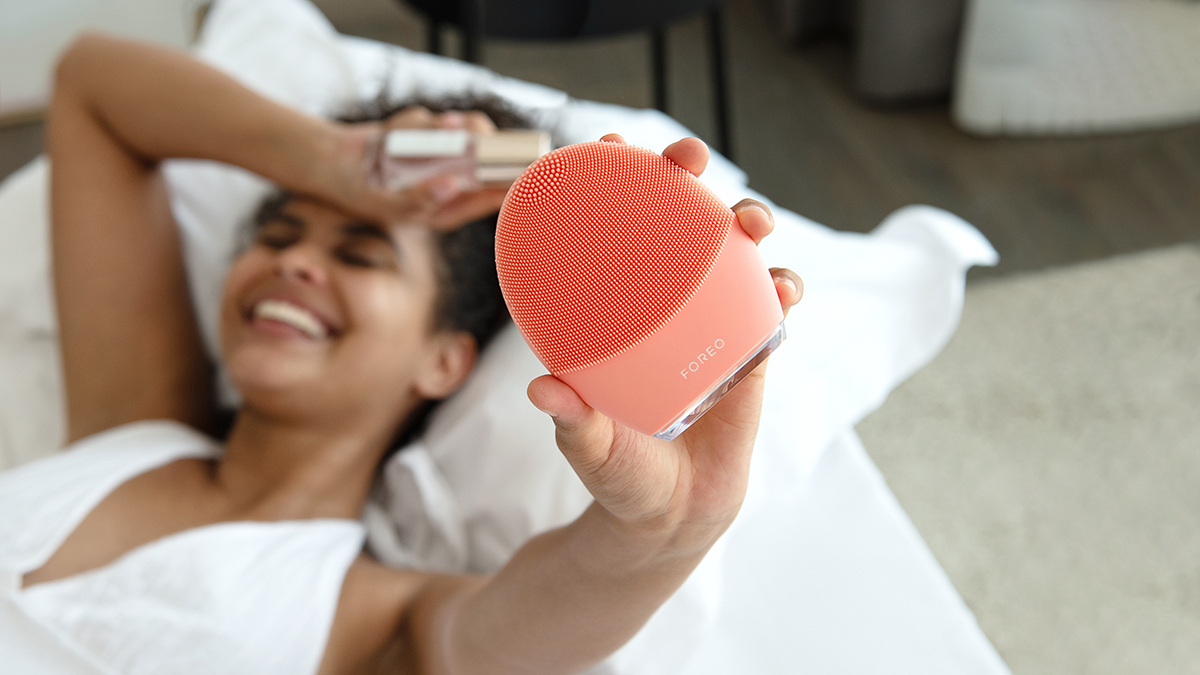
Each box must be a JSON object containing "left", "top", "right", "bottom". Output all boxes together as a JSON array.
[
  {"left": 222, "top": 191, "right": 473, "bottom": 458},
  {"left": 228, "top": 187, "right": 509, "bottom": 449},
  {"left": 241, "top": 170, "right": 511, "bottom": 445},
  {"left": 0, "top": 30, "right": 801, "bottom": 675}
]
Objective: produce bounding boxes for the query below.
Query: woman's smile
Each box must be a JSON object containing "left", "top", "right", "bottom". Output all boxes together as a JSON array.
[{"left": 250, "top": 299, "right": 330, "bottom": 340}]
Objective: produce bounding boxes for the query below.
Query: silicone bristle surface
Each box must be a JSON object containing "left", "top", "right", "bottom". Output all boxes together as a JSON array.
[{"left": 496, "top": 141, "right": 732, "bottom": 374}]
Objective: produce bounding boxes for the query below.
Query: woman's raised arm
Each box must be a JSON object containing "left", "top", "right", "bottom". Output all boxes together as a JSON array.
[
  {"left": 52, "top": 34, "right": 366, "bottom": 195},
  {"left": 50, "top": 33, "right": 363, "bottom": 440},
  {"left": 49, "top": 34, "right": 500, "bottom": 441}
]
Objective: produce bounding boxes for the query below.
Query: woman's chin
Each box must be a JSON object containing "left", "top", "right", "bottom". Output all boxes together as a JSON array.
[{"left": 225, "top": 348, "right": 329, "bottom": 404}]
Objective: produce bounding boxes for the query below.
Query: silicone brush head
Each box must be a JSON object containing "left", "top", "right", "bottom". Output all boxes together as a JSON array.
[
  {"left": 496, "top": 141, "right": 784, "bottom": 438},
  {"left": 496, "top": 141, "right": 731, "bottom": 373}
]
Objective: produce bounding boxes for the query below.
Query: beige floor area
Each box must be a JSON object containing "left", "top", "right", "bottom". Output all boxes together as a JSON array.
[{"left": 857, "top": 244, "right": 1200, "bottom": 675}]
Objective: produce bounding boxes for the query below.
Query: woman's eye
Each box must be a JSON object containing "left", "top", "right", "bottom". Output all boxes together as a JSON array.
[
  {"left": 337, "top": 244, "right": 396, "bottom": 270},
  {"left": 255, "top": 222, "right": 300, "bottom": 249}
]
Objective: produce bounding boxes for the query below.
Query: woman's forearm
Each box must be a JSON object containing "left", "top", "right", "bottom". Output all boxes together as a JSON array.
[
  {"left": 419, "top": 503, "right": 719, "bottom": 675},
  {"left": 54, "top": 33, "right": 340, "bottom": 192}
]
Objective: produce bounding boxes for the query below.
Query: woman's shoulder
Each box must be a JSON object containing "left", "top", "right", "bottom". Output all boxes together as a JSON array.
[{"left": 0, "top": 419, "right": 219, "bottom": 566}]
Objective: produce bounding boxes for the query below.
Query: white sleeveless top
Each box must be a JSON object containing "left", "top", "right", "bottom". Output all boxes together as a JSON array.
[{"left": 0, "top": 420, "right": 366, "bottom": 675}]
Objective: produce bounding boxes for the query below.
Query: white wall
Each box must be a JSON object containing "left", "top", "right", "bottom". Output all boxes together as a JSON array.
[{"left": 0, "top": 0, "right": 201, "bottom": 119}]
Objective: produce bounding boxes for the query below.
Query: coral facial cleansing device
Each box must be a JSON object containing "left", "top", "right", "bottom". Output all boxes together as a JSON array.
[{"left": 496, "top": 141, "right": 785, "bottom": 440}]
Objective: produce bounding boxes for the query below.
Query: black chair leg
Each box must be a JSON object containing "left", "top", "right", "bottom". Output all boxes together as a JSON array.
[
  {"left": 428, "top": 19, "right": 442, "bottom": 55},
  {"left": 461, "top": 0, "right": 485, "bottom": 63},
  {"left": 707, "top": 6, "right": 733, "bottom": 160},
  {"left": 651, "top": 27, "right": 668, "bottom": 113}
]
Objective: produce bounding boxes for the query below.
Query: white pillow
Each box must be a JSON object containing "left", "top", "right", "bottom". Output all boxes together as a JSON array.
[{"left": 0, "top": 158, "right": 63, "bottom": 471}]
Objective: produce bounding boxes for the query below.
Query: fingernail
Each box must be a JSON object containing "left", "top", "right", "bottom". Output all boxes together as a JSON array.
[
  {"left": 777, "top": 276, "right": 797, "bottom": 295},
  {"left": 532, "top": 402, "right": 558, "bottom": 418}
]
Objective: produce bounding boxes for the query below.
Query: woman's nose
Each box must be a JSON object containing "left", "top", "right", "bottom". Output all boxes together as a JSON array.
[{"left": 276, "top": 242, "right": 329, "bottom": 286}]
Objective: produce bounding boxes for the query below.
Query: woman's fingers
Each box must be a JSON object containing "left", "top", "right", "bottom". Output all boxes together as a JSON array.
[
  {"left": 332, "top": 111, "right": 508, "bottom": 229},
  {"left": 662, "top": 137, "right": 709, "bottom": 177},
  {"left": 528, "top": 375, "right": 614, "bottom": 475},
  {"left": 601, "top": 134, "right": 710, "bottom": 177},
  {"left": 376, "top": 178, "right": 506, "bottom": 231},
  {"left": 383, "top": 106, "right": 496, "bottom": 134},
  {"left": 384, "top": 105, "right": 435, "bottom": 129},
  {"left": 770, "top": 267, "right": 803, "bottom": 317},
  {"left": 374, "top": 132, "right": 723, "bottom": 232},
  {"left": 366, "top": 173, "right": 460, "bottom": 228},
  {"left": 731, "top": 195, "right": 801, "bottom": 316},
  {"left": 528, "top": 374, "right": 585, "bottom": 421},
  {"left": 437, "top": 110, "right": 496, "bottom": 134},
  {"left": 732, "top": 199, "right": 774, "bottom": 244},
  {"left": 387, "top": 174, "right": 459, "bottom": 214},
  {"left": 428, "top": 188, "right": 508, "bottom": 230}
]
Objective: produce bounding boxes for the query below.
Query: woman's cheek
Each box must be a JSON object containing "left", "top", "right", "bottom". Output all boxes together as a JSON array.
[{"left": 344, "top": 277, "right": 427, "bottom": 354}]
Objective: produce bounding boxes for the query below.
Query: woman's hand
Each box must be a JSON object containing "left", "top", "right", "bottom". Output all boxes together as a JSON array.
[
  {"left": 310, "top": 106, "right": 509, "bottom": 230},
  {"left": 527, "top": 135, "right": 804, "bottom": 556}
]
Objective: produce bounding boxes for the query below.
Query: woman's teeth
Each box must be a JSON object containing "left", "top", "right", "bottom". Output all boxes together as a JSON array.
[{"left": 253, "top": 299, "right": 328, "bottom": 339}]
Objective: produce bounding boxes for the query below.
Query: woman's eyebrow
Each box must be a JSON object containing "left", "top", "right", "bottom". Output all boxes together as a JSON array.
[{"left": 342, "top": 222, "right": 402, "bottom": 256}]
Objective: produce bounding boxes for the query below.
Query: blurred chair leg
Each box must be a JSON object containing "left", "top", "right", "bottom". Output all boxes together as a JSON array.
[
  {"left": 461, "top": 0, "right": 485, "bottom": 63},
  {"left": 428, "top": 18, "right": 442, "bottom": 54},
  {"left": 707, "top": 5, "right": 733, "bottom": 159},
  {"left": 651, "top": 27, "right": 668, "bottom": 113}
]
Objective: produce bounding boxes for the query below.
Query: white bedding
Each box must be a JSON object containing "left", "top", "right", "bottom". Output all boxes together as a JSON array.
[{"left": 0, "top": 0, "right": 1011, "bottom": 672}]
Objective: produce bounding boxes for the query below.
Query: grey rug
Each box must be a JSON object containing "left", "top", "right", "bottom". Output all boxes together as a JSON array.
[{"left": 858, "top": 243, "right": 1200, "bottom": 674}]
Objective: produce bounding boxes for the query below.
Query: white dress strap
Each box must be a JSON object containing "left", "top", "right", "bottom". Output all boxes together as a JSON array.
[{"left": 0, "top": 419, "right": 367, "bottom": 675}]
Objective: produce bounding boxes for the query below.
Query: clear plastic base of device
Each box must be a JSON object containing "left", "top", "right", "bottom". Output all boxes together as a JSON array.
[{"left": 653, "top": 322, "right": 787, "bottom": 441}]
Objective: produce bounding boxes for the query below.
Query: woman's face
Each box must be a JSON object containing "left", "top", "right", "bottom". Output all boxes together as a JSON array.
[{"left": 219, "top": 196, "right": 474, "bottom": 428}]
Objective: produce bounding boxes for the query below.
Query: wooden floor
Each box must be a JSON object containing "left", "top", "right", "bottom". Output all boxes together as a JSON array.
[
  {"left": 0, "top": 121, "right": 43, "bottom": 187},
  {"left": 6, "top": 0, "right": 1199, "bottom": 278}
]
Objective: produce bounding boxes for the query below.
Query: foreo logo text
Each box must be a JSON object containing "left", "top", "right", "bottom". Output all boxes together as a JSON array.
[{"left": 681, "top": 339, "right": 725, "bottom": 379}]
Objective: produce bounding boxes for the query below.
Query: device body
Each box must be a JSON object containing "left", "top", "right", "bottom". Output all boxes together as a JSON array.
[
  {"left": 367, "top": 129, "right": 550, "bottom": 192},
  {"left": 496, "top": 141, "right": 784, "bottom": 439}
]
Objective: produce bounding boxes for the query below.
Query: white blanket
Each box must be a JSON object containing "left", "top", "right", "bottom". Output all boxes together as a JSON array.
[{"left": 0, "top": 0, "right": 1011, "bottom": 672}]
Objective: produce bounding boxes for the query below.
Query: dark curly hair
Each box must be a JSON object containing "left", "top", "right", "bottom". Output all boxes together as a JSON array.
[{"left": 246, "top": 93, "right": 532, "bottom": 450}]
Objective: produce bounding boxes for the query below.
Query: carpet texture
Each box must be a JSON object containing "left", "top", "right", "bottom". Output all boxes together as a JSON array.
[{"left": 858, "top": 243, "right": 1200, "bottom": 674}]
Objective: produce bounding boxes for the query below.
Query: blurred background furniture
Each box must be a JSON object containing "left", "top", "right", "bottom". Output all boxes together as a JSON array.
[
  {"left": 0, "top": 0, "right": 199, "bottom": 123},
  {"left": 768, "top": 0, "right": 965, "bottom": 102},
  {"left": 768, "top": 0, "right": 1200, "bottom": 134},
  {"left": 399, "top": 0, "right": 736, "bottom": 158},
  {"left": 954, "top": 0, "right": 1200, "bottom": 135}
]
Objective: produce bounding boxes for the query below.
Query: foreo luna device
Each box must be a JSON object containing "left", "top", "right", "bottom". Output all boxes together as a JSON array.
[{"left": 496, "top": 141, "right": 785, "bottom": 440}]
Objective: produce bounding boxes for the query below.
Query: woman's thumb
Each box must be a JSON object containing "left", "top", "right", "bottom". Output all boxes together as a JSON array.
[{"left": 527, "top": 375, "right": 613, "bottom": 474}]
